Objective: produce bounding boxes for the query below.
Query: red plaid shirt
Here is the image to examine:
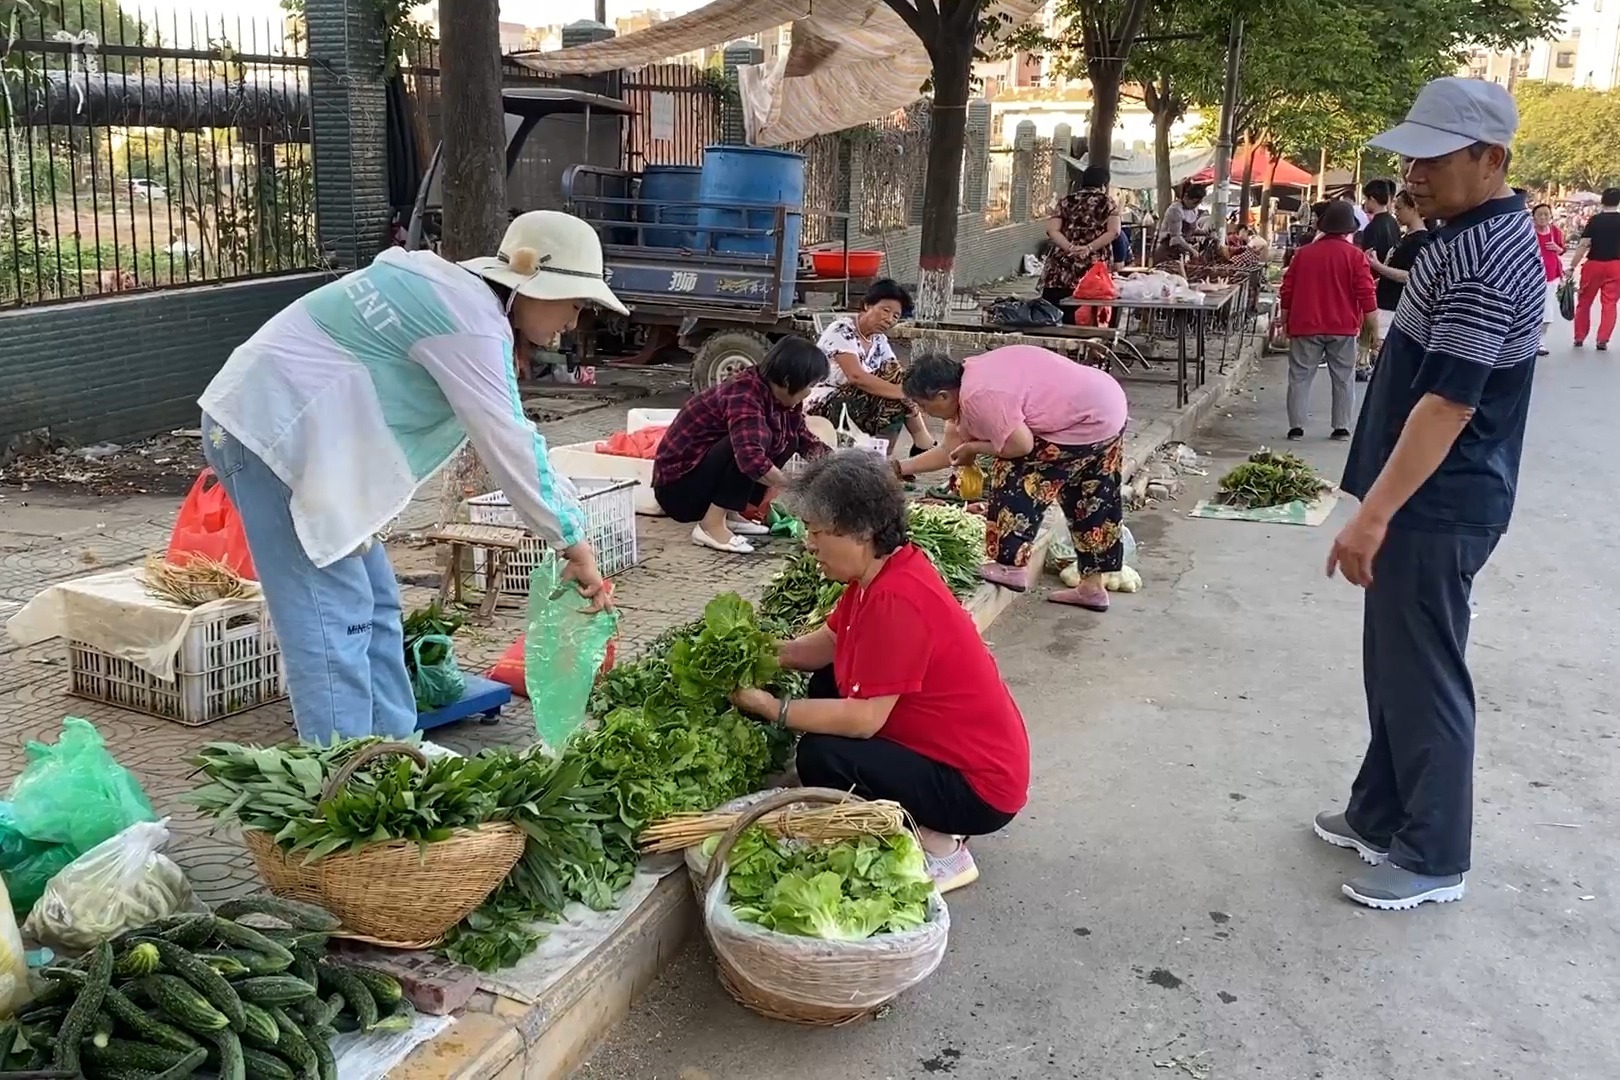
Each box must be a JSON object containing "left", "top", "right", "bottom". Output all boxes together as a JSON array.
[{"left": 653, "top": 367, "right": 828, "bottom": 486}]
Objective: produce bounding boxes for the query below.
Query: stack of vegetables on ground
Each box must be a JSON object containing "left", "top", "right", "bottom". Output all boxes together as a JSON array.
[
  {"left": 1215, "top": 449, "right": 1331, "bottom": 509},
  {"left": 402, "top": 603, "right": 466, "bottom": 710},
  {"left": 703, "top": 828, "right": 936, "bottom": 941},
  {"left": 5, "top": 896, "right": 409, "bottom": 1080}
]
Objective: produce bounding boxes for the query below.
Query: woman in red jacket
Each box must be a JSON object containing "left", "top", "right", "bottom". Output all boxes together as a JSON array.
[{"left": 1278, "top": 200, "right": 1378, "bottom": 441}]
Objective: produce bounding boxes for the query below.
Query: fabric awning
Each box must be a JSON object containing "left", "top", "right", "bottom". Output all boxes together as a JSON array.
[
  {"left": 1187, "top": 146, "right": 1315, "bottom": 188},
  {"left": 514, "top": 0, "right": 1043, "bottom": 146}
]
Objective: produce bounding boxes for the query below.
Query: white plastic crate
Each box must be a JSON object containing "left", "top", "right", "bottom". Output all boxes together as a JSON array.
[
  {"left": 68, "top": 596, "right": 286, "bottom": 726},
  {"left": 466, "top": 477, "right": 639, "bottom": 593}
]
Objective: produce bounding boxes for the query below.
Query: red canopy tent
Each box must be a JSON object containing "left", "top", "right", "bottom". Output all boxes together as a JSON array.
[{"left": 1187, "top": 147, "right": 1315, "bottom": 188}]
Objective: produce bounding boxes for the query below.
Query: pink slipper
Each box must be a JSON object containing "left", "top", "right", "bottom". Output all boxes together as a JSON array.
[
  {"left": 978, "top": 562, "right": 1031, "bottom": 592},
  {"left": 1049, "top": 586, "right": 1109, "bottom": 612}
]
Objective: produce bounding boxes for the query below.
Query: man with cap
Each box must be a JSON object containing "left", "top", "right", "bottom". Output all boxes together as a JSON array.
[
  {"left": 1316, "top": 78, "right": 1544, "bottom": 910},
  {"left": 1277, "top": 200, "right": 1377, "bottom": 441},
  {"left": 197, "top": 210, "right": 626, "bottom": 745}
]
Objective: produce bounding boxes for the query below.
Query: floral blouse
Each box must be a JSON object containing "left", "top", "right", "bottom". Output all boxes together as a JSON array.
[{"left": 1041, "top": 189, "right": 1119, "bottom": 293}]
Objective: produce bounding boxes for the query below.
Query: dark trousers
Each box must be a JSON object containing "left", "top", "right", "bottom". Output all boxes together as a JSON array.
[
  {"left": 652, "top": 435, "right": 775, "bottom": 523},
  {"left": 796, "top": 667, "right": 1016, "bottom": 838},
  {"left": 1346, "top": 527, "right": 1499, "bottom": 877}
]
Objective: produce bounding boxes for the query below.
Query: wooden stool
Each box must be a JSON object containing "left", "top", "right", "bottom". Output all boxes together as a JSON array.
[{"left": 425, "top": 523, "right": 530, "bottom": 620}]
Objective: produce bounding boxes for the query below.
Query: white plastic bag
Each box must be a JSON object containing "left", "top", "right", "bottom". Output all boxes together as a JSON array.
[
  {"left": 0, "top": 875, "right": 32, "bottom": 1018},
  {"left": 835, "top": 406, "right": 890, "bottom": 458},
  {"left": 24, "top": 819, "right": 197, "bottom": 953}
]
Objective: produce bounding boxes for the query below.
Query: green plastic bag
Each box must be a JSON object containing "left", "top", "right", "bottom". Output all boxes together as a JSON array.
[
  {"left": 526, "top": 553, "right": 619, "bottom": 749},
  {"left": 767, "top": 504, "right": 804, "bottom": 539},
  {"left": 409, "top": 634, "right": 466, "bottom": 711},
  {"left": 0, "top": 802, "right": 74, "bottom": 920},
  {"left": 8, "top": 718, "right": 155, "bottom": 852}
]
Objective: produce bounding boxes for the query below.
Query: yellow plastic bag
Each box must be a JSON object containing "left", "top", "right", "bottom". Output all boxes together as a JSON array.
[{"left": 0, "top": 874, "right": 33, "bottom": 1018}]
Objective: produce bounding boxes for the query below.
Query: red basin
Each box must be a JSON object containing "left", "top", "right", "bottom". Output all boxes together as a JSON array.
[{"left": 810, "top": 249, "right": 884, "bottom": 279}]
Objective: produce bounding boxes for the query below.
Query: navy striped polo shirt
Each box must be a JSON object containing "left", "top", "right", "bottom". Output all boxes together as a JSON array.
[{"left": 1342, "top": 194, "right": 1543, "bottom": 534}]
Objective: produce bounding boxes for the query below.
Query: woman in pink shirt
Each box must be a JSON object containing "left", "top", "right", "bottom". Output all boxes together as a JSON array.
[
  {"left": 1532, "top": 203, "right": 1565, "bottom": 356},
  {"left": 897, "top": 347, "right": 1129, "bottom": 611}
]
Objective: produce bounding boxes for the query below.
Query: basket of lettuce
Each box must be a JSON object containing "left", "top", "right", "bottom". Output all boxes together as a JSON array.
[{"left": 694, "top": 788, "right": 949, "bottom": 1026}]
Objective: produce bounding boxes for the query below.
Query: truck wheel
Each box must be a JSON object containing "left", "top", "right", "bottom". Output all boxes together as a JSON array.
[{"left": 691, "top": 330, "right": 771, "bottom": 390}]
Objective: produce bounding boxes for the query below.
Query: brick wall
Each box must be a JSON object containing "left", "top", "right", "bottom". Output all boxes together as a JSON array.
[
  {"left": 850, "top": 216, "right": 1046, "bottom": 291},
  {"left": 0, "top": 275, "right": 327, "bottom": 446}
]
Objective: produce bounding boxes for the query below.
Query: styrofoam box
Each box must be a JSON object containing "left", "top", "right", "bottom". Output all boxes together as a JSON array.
[
  {"left": 68, "top": 596, "right": 286, "bottom": 726},
  {"left": 549, "top": 442, "right": 660, "bottom": 515},
  {"left": 466, "top": 477, "right": 639, "bottom": 592},
  {"left": 628, "top": 407, "right": 678, "bottom": 433}
]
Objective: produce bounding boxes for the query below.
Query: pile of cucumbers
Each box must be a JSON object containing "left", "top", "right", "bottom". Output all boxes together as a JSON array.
[{"left": 3, "top": 894, "right": 412, "bottom": 1080}]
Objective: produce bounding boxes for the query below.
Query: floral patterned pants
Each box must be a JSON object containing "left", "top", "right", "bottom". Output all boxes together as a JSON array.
[
  {"left": 988, "top": 433, "right": 1125, "bottom": 575},
  {"left": 807, "top": 359, "right": 917, "bottom": 435}
]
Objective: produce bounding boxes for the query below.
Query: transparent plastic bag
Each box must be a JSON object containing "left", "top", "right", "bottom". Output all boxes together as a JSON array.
[
  {"left": 0, "top": 874, "right": 32, "bottom": 1018},
  {"left": 7, "top": 717, "right": 155, "bottom": 852},
  {"left": 526, "top": 553, "right": 619, "bottom": 748},
  {"left": 25, "top": 819, "right": 197, "bottom": 954}
]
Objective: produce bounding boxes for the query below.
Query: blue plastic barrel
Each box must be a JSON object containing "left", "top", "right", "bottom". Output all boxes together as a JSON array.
[
  {"left": 695, "top": 146, "right": 806, "bottom": 309},
  {"left": 636, "top": 165, "right": 701, "bottom": 248}
]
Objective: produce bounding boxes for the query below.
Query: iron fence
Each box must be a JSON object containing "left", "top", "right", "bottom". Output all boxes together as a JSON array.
[
  {"left": 857, "top": 102, "right": 928, "bottom": 235},
  {"left": 622, "top": 64, "right": 723, "bottom": 171},
  {"left": 0, "top": 4, "right": 317, "bottom": 309}
]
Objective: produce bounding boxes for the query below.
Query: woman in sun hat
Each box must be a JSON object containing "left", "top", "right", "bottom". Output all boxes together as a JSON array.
[{"left": 197, "top": 210, "right": 626, "bottom": 745}]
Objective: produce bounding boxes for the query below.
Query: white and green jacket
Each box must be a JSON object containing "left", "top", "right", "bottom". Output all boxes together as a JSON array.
[{"left": 199, "top": 248, "right": 583, "bottom": 568}]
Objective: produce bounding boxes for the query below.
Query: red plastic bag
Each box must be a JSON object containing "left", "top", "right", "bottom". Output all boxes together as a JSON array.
[
  {"left": 1071, "top": 262, "right": 1118, "bottom": 328},
  {"left": 165, "top": 469, "right": 256, "bottom": 580},
  {"left": 488, "top": 633, "right": 617, "bottom": 698},
  {"left": 594, "top": 427, "right": 667, "bottom": 459}
]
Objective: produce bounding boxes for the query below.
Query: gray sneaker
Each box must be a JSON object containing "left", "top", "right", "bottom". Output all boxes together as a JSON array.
[
  {"left": 1312, "top": 811, "right": 1388, "bottom": 865},
  {"left": 1342, "top": 862, "right": 1465, "bottom": 911}
]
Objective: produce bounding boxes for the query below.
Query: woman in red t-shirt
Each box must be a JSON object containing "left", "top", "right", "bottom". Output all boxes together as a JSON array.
[{"left": 730, "top": 452, "right": 1030, "bottom": 893}]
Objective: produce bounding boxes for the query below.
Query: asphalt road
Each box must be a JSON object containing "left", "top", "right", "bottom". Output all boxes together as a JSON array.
[{"left": 576, "top": 337, "right": 1619, "bottom": 1080}]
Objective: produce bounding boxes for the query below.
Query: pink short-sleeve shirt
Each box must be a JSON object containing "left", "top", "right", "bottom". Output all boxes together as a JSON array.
[{"left": 957, "top": 345, "right": 1128, "bottom": 451}]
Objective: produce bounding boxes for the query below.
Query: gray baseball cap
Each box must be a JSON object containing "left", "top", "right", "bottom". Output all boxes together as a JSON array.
[{"left": 1370, "top": 77, "right": 1518, "bottom": 160}]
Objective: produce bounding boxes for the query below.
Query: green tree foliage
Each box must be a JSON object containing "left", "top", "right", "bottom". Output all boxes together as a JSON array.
[{"left": 1513, "top": 82, "right": 1620, "bottom": 192}]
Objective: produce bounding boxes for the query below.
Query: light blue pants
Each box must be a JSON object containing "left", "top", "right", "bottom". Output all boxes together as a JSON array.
[{"left": 200, "top": 414, "right": 418, "bottom": 744}]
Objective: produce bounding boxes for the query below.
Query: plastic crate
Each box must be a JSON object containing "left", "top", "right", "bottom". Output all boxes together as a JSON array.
[
  {"left": 67, "top": 596, "right": 286, "bottom": 726},
  {"left": 466, "top": 477, "right": 639, "bottom": 592}
]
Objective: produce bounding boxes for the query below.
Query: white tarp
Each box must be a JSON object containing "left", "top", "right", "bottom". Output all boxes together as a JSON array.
[
  {"left": 1103, "top": 146, "right": 1216, "bottom": 191},
  {"left": 516, "top": 0, "right": 1043, "bottom": 146}
]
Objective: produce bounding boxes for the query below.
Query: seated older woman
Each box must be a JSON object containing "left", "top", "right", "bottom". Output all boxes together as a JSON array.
[
  {"left": 807, "top": 279, "right": 937, "bottom": 456},
  {"left": 730, "top": 451, "right": 1029, "bottom": 893},
  {"left": 653, "top": 337, "right": 830, "bottom": 554},
  {"left": 896, "top": 348, "right": 1129, "bottom": 611}
]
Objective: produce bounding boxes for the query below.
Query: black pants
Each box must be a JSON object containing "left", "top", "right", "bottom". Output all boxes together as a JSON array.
[
  {"left": 653, "top": 435, "right": 778, "bottom": 523},
  {"left": 796, "top": 667, "right": 1016, "bottom": 838},
  {"left": 1346, "top": 527, "right": 1499, "bottom": 877}
]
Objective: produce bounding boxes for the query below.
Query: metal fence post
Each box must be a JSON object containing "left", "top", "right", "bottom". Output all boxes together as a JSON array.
[{"left": 305, "top": 0, "right": 390, "bottom": 270}]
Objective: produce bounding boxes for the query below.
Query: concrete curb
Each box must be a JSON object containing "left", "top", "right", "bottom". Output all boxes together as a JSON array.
[{"left": 399, "top": 338, "right": 1265, "bottom": 1080}]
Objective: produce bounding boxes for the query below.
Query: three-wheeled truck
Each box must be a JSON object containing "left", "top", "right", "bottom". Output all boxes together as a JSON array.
[{"left": 407, "top": 86, "right": 869, "bottom": 389}]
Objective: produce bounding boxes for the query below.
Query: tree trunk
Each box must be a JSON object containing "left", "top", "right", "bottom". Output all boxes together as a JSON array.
[
  {"left": 914, "top": 35, "right": 973, "bottom": 325},
  {"left": 437, "top": 0, "right": 507, "bottom": 521},
  {"left": 439, "top": 0, "right": 506, "bottom": 262},
  {"left": 1236, "top": 142, "right": 1256, "bottom": 224},
  {"left": 1086, "top": 60, "right": 1123, "bottom": 166},
  {"left": 1150, "top": 88, "right": 1178, "bottom": 213},
  {"left": 1258, "top": 146, "right": 1281, "bottom": 237}
]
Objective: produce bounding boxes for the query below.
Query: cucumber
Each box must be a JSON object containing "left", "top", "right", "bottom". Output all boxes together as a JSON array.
[
  {"left": 207, "top": 1027, "right": 246, "bottom": 1080},
  {"left": 289, "top": 951, "right": 318, "bottom": 989},
  {"left": 315, "top": 963, "right": 375, "bottom": 1031},
  {"left": 307, "top": 1023, "right": 337, "bottom": 1080},
  {"left": 208, "top": 919, "right": 296, "bottom": 969},
  {"left": 242, "top": 1046, "right": 297, "bottom": 1080},
  {"left": 234, "top": 977, "right": 317, "bottom": 1006},
  {"left": 16, "top": 1002, "right": 65, "bottom": 1027},
  {"left": 207, "top": 948, "right": 292, "bottom": 976},
  {"left": 157, "top": 914, "right": 216, "bottom": 949},
  {"left": 343, "top": 965, "right": 403, "bottom": 1006},
  {"left": 150, "top": 1045, "right": 209, "bottom": 1080},
  {"left": 371, "top": 997, "right": 415, "bottom": 1035},
  {"left": 264, "top": 928, "right": 334, "bottom": 955},
  {"left": 137, "top": 937, "right": 247, "bottom": 1031},
  {"left": 215, "top": 895, "right": 341, "bottom": 933},
  {"left": 44, "top": 970, "right": 199, "bottom": 1053},
  {"left": 269, "top": 1006, "right": 319, "bottom": 1080},
  {"left": 52, "top": 940, "right": 112, "bottom": 1072},
  {"left": 85, "top": 1038, "right": 199, "bottom": 1072},
  {"left": 240, "top": 1003, "right": 283, "bottom": 1052},
  {"left": 91, "top": 1009, "right": 117, "bottom": 1048},
  {"left": 115, "top": 940, "right": 163, "bottom": 978},
  {"left": 84, "top": 1068, "right": 161, "bottom": 1080},
  {"left": 137, "top": 974, "right": 230, "bottom": 1034},
  {"left": 202, "top": 953, "right": 255, "bottom": 979}
]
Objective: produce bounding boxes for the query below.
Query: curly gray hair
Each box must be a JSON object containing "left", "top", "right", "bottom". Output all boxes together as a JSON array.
[{"left": 782, "top": 450, "right": 909, "bottom": 555}]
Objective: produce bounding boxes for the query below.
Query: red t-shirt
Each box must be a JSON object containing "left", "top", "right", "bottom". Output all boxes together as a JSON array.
[{"left": 825, "top": 544, "right": 1030, "bottom": 814}]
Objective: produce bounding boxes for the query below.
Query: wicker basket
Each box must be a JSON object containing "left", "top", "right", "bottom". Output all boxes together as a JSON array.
[
  {"left": 241, "top": 742, "right": 526, "bottom": 947},
  {"left": 698, "top": 788, "right": 950, "bottom": 1026}
]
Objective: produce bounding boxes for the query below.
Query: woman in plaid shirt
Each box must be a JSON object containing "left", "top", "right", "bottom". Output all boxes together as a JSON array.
[{"left": 652, "top": 338, "right": 831, "bottom": 554}]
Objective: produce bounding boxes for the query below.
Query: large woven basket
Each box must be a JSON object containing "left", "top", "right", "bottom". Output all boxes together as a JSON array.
[
  {"left": 241, "top": 742, "right": 526, "bottom": 947},
  {"left": 698, "top": 788, "right": 950, "bottom": 1026}
]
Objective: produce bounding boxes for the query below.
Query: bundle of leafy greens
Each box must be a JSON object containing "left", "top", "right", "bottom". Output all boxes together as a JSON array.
[
  {"left": 1216, "top": 449, "right": 1330, "bottom": 509},
  {"left": 906, "top": 503, "right": 988, "bottom": 597},
  {"left": 702, "top": 827, "right": 935, "bottom": 941},
  {"left": 670, "top": 594, "right": 779, "bottom": 702},
  {"left": 759, "top": 549, "right": 847, "bottom": 636}
]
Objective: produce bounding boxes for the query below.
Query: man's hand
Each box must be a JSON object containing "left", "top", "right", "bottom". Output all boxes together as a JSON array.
[
  {"left": 729, "top": 688, "right": 779, "bottom": 722},
  {"left": 561, "top": 542, "right": 614, "bottom": 613},
  {"left": 1326, "top": 508, "right": 1388, "bottom": 587}
]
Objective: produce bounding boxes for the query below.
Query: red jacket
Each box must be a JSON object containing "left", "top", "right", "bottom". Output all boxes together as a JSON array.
[{"left": 1280, "top": 235, "right": 1377, "bottom": 337}]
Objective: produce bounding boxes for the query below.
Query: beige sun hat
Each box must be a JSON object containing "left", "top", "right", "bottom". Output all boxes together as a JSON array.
[{"left": 460, "top": 210, "right": 628, "bottom": 315}]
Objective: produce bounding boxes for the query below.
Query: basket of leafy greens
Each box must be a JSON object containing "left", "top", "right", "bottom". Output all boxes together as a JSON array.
[{"left": 695, "top": 788, "right": 949, "bottom": 1026}]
